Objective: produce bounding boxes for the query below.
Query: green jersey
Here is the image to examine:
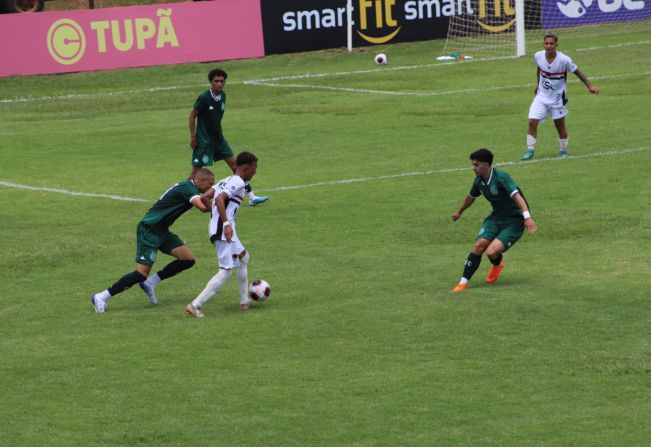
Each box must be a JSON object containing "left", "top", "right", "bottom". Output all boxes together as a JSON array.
[
  {"left": 140, "top": 180, "right": 200, "bottom": 231},
  {"left": 469, "top": 167, "right": 528, "bottom": 219},
  {"left": 193, "top": 89, "right": 227, "bottom": 146}
]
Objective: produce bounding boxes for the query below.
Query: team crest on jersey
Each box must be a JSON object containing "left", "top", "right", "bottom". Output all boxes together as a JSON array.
[
  {"left": 490, "top": 185, "right": 498, "bottom": 195},
  {"left": 221, "top": 103, "right": 225, "bottom": 111},
  {"left": 202, "top": 155, "right": 210, "bottom": 164}
]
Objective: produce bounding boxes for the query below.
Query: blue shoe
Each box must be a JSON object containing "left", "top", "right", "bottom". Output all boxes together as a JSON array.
[
  {"left": 521, "top": 149, "right": 535, "bottom": 161},
  {"left": 249, "top": 196, "right": 269, "bottom": 206},
  {"left": 138, "top": 282, "right": 158, "bottom": 305},
  {"left": 557, "top": 151, "right": 568, "bottom": 159}
]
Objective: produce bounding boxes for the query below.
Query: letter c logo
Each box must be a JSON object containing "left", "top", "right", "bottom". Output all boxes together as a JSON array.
[{"left": 47, "top": 19, "right": 86, "bottom": 65}]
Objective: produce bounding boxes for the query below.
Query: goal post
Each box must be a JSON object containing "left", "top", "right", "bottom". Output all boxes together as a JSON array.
[{"left": 443, "top": 0, "right": 651, "bottom": 59}]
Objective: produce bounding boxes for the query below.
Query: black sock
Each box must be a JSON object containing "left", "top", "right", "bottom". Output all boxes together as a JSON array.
[
  {"left": 108, "top": 271, "right": 147, "bottom": 296},
  {"left": 157, "top": 259, "right": 195, "bottom": 280},
  {"left": 462, "top": 253, "right": 482, "bottom": 281},
  {"left": 489, "top": 254, "right": 503, "bottom": 266}
]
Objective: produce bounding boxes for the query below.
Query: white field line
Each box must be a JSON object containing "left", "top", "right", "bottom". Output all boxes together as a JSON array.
[
  {"left": 1, "top": 146, "right": 648, "bottom": 200},
  {"left": 0, "top": 181, "right": 148, "bottom": 203},
  {"left": 2, "top": 40, "right": 649, "bottom": 104}
]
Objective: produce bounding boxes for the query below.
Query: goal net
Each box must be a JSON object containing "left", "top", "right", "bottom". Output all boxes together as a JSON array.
[{"left": 443, "top": 0, "right": 651, "bottom": 58}]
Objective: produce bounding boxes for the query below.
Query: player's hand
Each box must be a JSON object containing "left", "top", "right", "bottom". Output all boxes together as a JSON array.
[
  {"left": 451, "top": 212, "right": 462, "bottom": 222},
  {"left": 588, "top": 85, "right": 599, "bottom": 94},
  {"left": 524, "top": 217, "right": 537, "bottom": 234},
  {"left": 224, "top": 225, "right": 233, "bottom": 243},
  {"left": 189, "top": 136, "right": 197, "bottom": 149}
]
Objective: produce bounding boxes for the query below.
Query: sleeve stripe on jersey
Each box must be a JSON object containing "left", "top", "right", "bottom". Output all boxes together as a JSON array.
[
  {"left": 510, "top": 189, "right": 519, "bottom": 197},
  {"left": 189, "top": 194, "right": 200, "bottom": 203}
]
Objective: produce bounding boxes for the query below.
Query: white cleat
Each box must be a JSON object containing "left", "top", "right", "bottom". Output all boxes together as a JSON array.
[
  {"left": 90, "top": 294, "right": 106, "bottom": 314},
  {"left": 138, "top": 282, "right": 158, "bottom": 305},
  {"left": 185, "top": 303, "right": 205, "bottom": 318}
]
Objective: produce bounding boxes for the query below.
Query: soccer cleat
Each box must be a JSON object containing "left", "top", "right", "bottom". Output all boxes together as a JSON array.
[
  {"left": 520, "top": 149, "right": 535, "bottom": 161},
  {"left": 239, "top": 299, "right": 252, "bottom": 311},
  {"left": 185, "top": 303, "right": 205, "bottom": 318},
  {"left": 249, "top": 196, "right": 269, "bottom": 206},
  {"left": 450, "top": 283, "right": 468, "bottom": 293},
  {"left": 485, "top": 261, "right": 505, "bottom": 284},
  {"left": 90, "top": 295, "right": 106, "bottom": 314},
  {"left": 557, "top": 151, "right": 568, "bottom": 159},
  {"left": 138, "top": 282, "right": 158, "bottom": 305}
]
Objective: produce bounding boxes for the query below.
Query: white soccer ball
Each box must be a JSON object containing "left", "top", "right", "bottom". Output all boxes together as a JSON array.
[
  {"left": 374, "top": 53, "right": 388, "bottom": 65},
  {"left": 248, "top": 279, "right": 271, "bottom": 302}
]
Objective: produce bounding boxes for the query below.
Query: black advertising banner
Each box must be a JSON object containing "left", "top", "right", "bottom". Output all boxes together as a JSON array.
[{"left": 261, "top": 0, "right": 452, "bottom": 55}]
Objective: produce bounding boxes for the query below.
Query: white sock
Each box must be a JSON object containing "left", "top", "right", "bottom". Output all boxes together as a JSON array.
[
  {"left": 247, "top": 191, "right": 256, "bottom": 200},
  {"left": 95, "top": 289, "right": 111, "bottom": 301},
  {"left": 192, "top": 269, "right": 232, "bottom": 308},
  {"left": 459, "top": 278, "right": 469, "bottom": 285},
  {"left": 559, "top": 138, "right": 568, "bottom": 153},
  {"left": 526, "top": 135, "right": 536, "bottom": 151},
  {"left": 145, "top": 273, "right": 161, "bottom": 287},
  {"left": 237, "top": 252, "right": 250, "bottom": 304}
]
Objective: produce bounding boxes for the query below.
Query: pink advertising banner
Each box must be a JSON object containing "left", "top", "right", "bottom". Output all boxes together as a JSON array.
[{"left": 0, "top": 0, "right": 264, "bottom": 77}]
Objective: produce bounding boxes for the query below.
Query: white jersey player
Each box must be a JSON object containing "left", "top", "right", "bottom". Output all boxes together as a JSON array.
[
  {"left": 521, "top": 33, "right": 599, "bottom": 161},
  {"left": 186, "top": 151, "right": 260, "bottom": 317}
]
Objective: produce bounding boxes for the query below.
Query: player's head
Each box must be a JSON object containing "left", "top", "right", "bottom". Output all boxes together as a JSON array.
[
  {"left": 208, "top": 68, "right": 228, "bottom": 93},
  {"left": 193, "top": 168, "right": 216, "bottom": 192},
  {"left": 543, "top": 33, "right": 558, "bottom": 53},
  {"left": 470, "top": 148, "right": 493, "bottom": 177},
  {"left": 236, "top": 151, "right": 258, "bottom": 181}
]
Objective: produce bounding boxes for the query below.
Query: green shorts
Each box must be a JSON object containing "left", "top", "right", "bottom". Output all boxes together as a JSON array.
[
  {"left": 135, "top": 222, "right": 185, "bottom": 265},
  {"left": 475, "top": 215, "right": 525, "bottom": 251},
  {"left": 191, "top": 139, "right": 234, "bottom": 167}
]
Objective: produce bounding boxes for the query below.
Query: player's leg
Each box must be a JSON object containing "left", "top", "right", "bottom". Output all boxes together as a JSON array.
[
  {"left": 522, "top": 98, "right": 546, "bottom": 160},
  {"left": 485, "top": 220, "right": 525, "bottom": 284},
  {"left": 234, "top": 246, "right": 252, "bottom": 310},
  {"left": 91, "top": 263, "right": 152, "bottom": 313},
  {"left": 451, "top": 238, "right": 491, "bottom": 292},
  {"left": 188, "top": 145, "right": 213, "bottom": 180},
  {"left": 186, "top": 240, "right": 233, "bottom": 317},
  {"left": 138, "top": 233, "right": 195, "bottom": 305},
  {"left": 484, "top": 239, "right": 506, "bottom": 283},
  {"left": 553, "top": 113, "right": 569, "bottom": 158}
]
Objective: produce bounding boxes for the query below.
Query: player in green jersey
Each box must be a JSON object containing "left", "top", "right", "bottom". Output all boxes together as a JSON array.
[
  {"left": 450, "top": 149, "right": 537, "bottom": 292},
  {"left": 90, "top": 168, "right": 215, "bottom": 313},
  {"left": 188, "top": 68, "right": 269, "bottom": 207}
]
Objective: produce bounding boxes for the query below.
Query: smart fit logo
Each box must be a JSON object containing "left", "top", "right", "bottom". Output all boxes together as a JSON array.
[
  {"left": 357, "top": 0, "right": 401, "bottom": 44},
  {"left": 46, "top": 9, "right": 179, "bottom": 65},
  {"left": 477, "top": 0, "right": 515, "bottom": 33}
]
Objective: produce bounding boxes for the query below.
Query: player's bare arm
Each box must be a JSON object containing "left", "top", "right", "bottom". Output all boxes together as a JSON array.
[
  {"left": 216, "top": 192, "right": 233, "bottom": 242},
  {"left": 513, "top": 192, "right": 538, "bottom": 234},
  {"left": 191, "top": 196, "right": 211, "bottom": 213},
  {"left": 574, "top": 68, "right": 599, "bottom": 94},
  {"left": 452, "top": 195, "right": 476, "bottom": 221},
  {"left": 189, "top": 108, "right": 199, "bottom": 149}
]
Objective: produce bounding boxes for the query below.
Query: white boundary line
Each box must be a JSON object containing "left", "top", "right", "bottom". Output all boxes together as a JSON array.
[
  {"left": 2, "top": 40, "right": 649, "bottom": 104},
  {"left": 2, "top": 146, "right": 648, "bottom": 200}
]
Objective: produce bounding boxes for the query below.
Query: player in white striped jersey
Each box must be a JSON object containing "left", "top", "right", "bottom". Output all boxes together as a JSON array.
[
  {"left": 521, "top": 33, "right": 599, "bottom": 161},
  {"left": 186, "top": 151, "right": 260, "bottom": 317}
]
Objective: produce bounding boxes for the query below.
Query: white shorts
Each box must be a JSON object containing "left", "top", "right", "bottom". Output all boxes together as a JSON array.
[
  {"left": 214, "top": 239, "right": 246, "bottom": 270},
  {"left": 528, "top": 95, "right": 568, "bottom": 123}
]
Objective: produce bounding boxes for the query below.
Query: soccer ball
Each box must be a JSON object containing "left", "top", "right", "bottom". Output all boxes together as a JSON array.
[
  {"left": 248, "top": 279, "right": 271, "bottom": 301},
  {"left": 374, "top": 53, "right": 388, "bottom": 65}
]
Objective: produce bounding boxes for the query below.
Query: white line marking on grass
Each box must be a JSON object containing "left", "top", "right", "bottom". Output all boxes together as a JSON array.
[
  {"left": 4, "top": 40, "right": 647, "bottom": 104},
  {"left": 0, "top": 181, "right": 149, "bottom": 203},
  {"left": 1, "top": 147, "right": 649, "bottom": 200},
  {"left": 261, "top": 146, "right": 651, "bottom": 192}
]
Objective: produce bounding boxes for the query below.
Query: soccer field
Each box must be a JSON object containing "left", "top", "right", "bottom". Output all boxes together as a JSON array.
[{"left": 1, "top": 33, "right": 650, "bottom": 446}]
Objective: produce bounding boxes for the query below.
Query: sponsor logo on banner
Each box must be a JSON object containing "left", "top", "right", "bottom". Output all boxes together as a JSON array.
[
  {"left": 544, "top": 0, "right": 650, "bottom": 27},
  {"left": 46, "top": 10, "right": 179, "bottom": 66},
  {"left": 261, "top": 0, "right": 465, "bottom": 55}
]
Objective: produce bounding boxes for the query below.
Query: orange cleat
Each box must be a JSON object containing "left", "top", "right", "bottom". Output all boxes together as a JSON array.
[
  {"left": 485, "top": 261, "right": 504, "bottom": 284},
  {"left": 450, "top": 283, "right": 468, "bottom": 293}
]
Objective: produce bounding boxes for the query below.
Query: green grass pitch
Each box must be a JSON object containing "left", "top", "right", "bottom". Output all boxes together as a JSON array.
[{"left": 1, "top": 33, "right": 650, "bottom": 446}]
